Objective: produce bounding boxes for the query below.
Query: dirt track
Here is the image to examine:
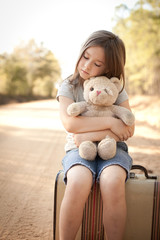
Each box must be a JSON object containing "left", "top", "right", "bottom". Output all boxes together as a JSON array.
[{"left": 0, "top": 98, "right": 160, "bottom": 240}]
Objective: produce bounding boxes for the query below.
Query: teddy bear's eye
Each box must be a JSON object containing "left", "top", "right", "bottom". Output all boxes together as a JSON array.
[{"left": 90, "top": 87, "right": 94, "bottom": 91}]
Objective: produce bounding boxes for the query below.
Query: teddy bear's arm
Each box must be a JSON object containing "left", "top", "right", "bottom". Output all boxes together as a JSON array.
[
  {"left": 67, "top": 101, "right": 87, "bottom": 117},
  {"left": 111, "top": 105, "right": 135, "bottom": 126}
]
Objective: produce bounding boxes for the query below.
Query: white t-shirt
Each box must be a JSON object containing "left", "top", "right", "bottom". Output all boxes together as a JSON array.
[{"left": 57, "top": 78, "right": 128, "bottom": 152}]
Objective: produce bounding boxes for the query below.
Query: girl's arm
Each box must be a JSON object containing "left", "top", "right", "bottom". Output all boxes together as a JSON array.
[
  {"left": 59, "top": 96, "right": 134, "bottom": 140},
  {"left": 74, "top": 101, "right": 134, "bottom": 146},
  {"left": 73, "top": 100, "right": 135, "bottom": 146},
  {"left": 59, "top": 96, "right": 115, "bottom": 133},
  {"left": 74, "top": 130, "right": 120, "bottom": 147}
]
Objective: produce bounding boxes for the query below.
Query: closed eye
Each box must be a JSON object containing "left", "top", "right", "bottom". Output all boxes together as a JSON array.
[
  {"left": 83, "top": 55, "right": 89, "bottom": 60},
  {"left": 95, "top": 63, "right": 101, "bottom": 67}
]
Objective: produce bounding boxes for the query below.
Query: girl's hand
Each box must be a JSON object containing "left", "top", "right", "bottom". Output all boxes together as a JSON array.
[{"left": 110, "top": 117, "right": 134, "bottom": 141}]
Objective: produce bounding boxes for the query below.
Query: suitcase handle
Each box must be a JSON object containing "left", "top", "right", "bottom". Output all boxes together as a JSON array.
[{"left": 131, "top": 165, "right": 157, "bottom": 179}]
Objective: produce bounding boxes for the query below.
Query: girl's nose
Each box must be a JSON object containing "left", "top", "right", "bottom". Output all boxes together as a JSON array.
[{"left": 84, "top": 62, "right": 90, "bottom": 69}]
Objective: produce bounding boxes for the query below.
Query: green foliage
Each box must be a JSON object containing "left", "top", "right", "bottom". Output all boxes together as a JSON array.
[
  {"left": 2, "top": 57, "right": 29, "bottom": 96},
  {"left": 0, "top": 40, "right": 61, "bottom": 100},
  {"left": 32, "top": 77, "right": 55, "bottom": 97},
  {"left": 113, "top": 0, "right": 160, "bottom": 95}
]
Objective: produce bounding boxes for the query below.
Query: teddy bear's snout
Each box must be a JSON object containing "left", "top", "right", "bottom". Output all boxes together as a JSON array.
[{"left": 97, "top": 90, "right": 101, "bottom": 96}]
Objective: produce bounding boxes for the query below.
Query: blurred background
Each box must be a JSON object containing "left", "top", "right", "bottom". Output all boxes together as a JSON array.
[{"left": 0, "top": 0, "right": 159, "bottom": 104}]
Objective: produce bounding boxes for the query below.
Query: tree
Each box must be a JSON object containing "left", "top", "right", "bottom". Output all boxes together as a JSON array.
[
  {"left": 113, "top": 0, "right": 160, "bottom": 95},
  {"left": 0, "top": 40, "right": 61, "bottom": 99}
]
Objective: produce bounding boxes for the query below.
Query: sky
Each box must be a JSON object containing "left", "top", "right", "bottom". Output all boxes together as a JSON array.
[{"left": 0, "top": 0, "right": 136, "bottom": 78}]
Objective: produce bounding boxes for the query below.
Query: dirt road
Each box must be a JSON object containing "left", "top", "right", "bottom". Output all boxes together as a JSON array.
[
  {"left": 0, "top": 97, "right": 160, "bottom": 240},
  {"left": 0, "top": 100, "right": 65, "bottom": 240}
]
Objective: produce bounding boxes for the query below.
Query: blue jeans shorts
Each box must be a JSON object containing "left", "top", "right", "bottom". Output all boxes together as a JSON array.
[{"left": 62, "top": 142, "right": 132, "bottom": 184}]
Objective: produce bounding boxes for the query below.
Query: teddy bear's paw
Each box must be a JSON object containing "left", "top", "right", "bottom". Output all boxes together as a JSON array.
[
  {"left": 98, "top": 137, "right": 116, "bottom": 160},
  {"left": 67, "top": 103, "right": 81, "bottom": 116},
  {"left": 79, "top": 141, "right": 97, "bottom": 161},
  {"left": 122, "top": 112, "right": 135, "bottom": 126}
]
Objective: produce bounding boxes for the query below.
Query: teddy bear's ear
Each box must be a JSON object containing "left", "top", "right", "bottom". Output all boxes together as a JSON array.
[
  {"left": 83, "top": 79, "right": 90, "bottom": 87},
  {"left": 110, "top": 77, "right": 122, "bottom": 92}
]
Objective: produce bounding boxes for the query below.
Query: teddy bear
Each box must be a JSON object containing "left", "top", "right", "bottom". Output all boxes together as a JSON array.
[{"left": 67, "top": 76, "right": 135, "bottom": 161}]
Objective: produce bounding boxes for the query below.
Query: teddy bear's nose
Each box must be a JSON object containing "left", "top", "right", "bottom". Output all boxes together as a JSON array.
[{"left": 97, "top": 90, "right": 101, "bottom": 96}]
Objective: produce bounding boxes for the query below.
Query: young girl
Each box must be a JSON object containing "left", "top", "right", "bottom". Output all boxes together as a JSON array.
[{"left": 57, "top": 30, "right": 135, "bottom": 240}]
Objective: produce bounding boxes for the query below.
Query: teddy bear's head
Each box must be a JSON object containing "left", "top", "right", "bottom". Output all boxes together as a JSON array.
[{"left": 83, "top": 76, "right": 122, "bottom": 106}]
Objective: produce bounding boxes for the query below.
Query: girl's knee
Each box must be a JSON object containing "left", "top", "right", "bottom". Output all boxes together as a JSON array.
[
  {"left": 100, "top": 166, "right": 126, "bottom": 200},
  {"left": 66, "top": 165, "right": 93, "bottom": 199},
  {"left": 100, "top": 165, "right": 126, "bottom": 185}
]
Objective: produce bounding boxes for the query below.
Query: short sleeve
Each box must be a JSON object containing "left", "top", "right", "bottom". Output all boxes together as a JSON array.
[
  {"left": 115, "top": 89, "right": 128, "bottom": 105},
  {"left": 56, "top": 79, "right": 75, "bottom": 101}
]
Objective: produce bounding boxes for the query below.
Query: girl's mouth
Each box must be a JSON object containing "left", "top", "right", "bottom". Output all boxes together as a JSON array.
[{"left": 81, "top": 69, "right": 89, "bottom": 75}]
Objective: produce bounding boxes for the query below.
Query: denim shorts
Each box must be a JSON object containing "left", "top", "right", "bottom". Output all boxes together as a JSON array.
[{"left": 62, "top": 142, "right": 132, "bottom": 184}]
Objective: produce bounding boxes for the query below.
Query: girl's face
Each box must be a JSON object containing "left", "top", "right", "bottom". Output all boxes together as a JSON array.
[{"left": 77, "top": 46, "right": 107, "bottom": 80}]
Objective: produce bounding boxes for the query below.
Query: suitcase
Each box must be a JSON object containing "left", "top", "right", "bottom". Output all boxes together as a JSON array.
[{"left": 53, "top": 165, "right": 160, "bottom": 240}]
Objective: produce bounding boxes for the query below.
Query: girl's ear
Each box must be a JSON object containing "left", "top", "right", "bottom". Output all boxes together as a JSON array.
[{"left": 110, "top": 77, "right": 122, "bottom": 92}]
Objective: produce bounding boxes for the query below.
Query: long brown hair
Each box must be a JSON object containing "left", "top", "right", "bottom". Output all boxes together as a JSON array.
[{"left": 69, "top": 30, "right": 126, "bottom": 90}]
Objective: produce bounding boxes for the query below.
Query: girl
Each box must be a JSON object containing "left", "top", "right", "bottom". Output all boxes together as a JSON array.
[{"left": 57, "top": 30, "right": 135, "bottom": 240}]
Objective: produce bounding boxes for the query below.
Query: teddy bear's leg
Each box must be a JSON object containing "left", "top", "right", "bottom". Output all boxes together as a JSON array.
[
  {"left": 79, "top": 141, "right": 97, "bottom": 161},
  {"left": 98, "top": 136, "right": 116, "bottom": 160}
]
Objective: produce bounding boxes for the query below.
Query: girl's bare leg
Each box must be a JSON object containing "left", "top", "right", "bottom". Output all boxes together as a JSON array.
[
  {"left": 100, "top": 165, "right": 127, "bottom": 240},
  {"left": 59, "top": 165, "right": 93, "bottom": 240}
]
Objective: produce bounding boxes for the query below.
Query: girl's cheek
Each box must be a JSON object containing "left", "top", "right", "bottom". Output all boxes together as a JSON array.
[
  {"left": 79, "top": 57, "right": 85, "bottom": 66},
  {"left": 77, "top": 60, "right": 82, "bottom": 70}
]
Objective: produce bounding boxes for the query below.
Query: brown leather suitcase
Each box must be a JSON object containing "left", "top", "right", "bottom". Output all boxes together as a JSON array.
[{"left": 53, "top": 165, "right": 160, "bottom": 240}]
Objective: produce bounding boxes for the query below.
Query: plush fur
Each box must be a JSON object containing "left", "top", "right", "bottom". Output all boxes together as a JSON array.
[{"left": 67, "top": 76, "right": 135, "bottom": 161}]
